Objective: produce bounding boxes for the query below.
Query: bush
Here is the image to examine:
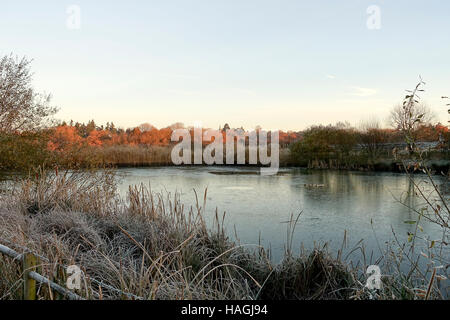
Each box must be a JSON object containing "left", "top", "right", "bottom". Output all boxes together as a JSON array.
[
  {"left": 0, "top": 132, "right": 53, "bottom": 171},
  {"left": 290, "top": 124, "right": 358, "bottom": 168}
]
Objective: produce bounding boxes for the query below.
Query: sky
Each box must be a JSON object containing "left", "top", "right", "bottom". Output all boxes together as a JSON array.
[{"left": 1, "top": 0, "right": 449, "bottom": 131}]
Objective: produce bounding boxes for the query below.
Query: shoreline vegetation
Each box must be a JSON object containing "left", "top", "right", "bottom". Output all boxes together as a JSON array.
[
  {"left": 1, "top": 121, "right": 448, "bottom": 173},
  {"left": 47, "top": 143, "right": 450, "bottom": 174},
  {"left": 0, "top": 169, "right": 447, "bottom": 300},
  {"left": 2, "top": 140, "right": 449, "bottom": 174}
]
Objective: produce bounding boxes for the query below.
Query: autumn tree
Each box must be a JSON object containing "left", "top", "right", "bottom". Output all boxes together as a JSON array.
[
  {"left": 290, "top": 123, "right": 358, "bottom": 167},
  {"left": 358, "top": 118, "right": 389, "bottom": 159},
  {"left": 48, "top": 125, "right": 83, "bottom": 151}
]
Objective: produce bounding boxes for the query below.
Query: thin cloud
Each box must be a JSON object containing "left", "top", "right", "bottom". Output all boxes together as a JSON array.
[
  {"left": 348, "top": 86, "right": 377, "bottom": 97},
  {"left": 160, "top": 73, "right": 200, "bottom": 80},
  {"left": 166, "top": 89, "right": 199, "bottom": 95},
  {"left": 231, "top": 88, "right": 257, "bottom": 96},
  {"left": 326, "top": 74, "right": 336, "bottom": 79}
]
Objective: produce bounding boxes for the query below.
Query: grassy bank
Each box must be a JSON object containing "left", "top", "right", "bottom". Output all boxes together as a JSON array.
[{"left": 0, "top": 170, "right": 447, "bottom": 300}]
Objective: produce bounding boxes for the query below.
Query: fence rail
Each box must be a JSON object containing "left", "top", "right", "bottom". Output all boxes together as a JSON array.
[{"left": 0, "top": 243, "right": 83, "bottom": 300}]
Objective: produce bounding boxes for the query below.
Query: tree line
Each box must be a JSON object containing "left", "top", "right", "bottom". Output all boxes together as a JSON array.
[{"left": 0, "top": 54, "right": 448, "bottom": 171}]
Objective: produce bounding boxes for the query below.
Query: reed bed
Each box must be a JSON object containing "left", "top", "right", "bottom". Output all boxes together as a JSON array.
[{"left": 63, "top": 144, "right": 294, "bottom": 168}]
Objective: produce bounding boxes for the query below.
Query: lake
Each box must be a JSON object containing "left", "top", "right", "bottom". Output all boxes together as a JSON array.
[{"left": 116, "top": 166, "right": 448, "bottom": 264}]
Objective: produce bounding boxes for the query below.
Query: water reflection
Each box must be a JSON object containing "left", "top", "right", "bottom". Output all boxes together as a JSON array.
[{"left": 115, "top": 167, "right": 446, "bottom": 263}]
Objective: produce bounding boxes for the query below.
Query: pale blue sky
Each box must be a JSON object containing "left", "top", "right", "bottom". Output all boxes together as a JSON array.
[{"left": 1, "top": 0, "right": 449, "bottom": 130}]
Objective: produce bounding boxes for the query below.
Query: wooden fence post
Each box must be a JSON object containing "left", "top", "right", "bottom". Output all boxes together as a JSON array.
[
  {"left": 55, "top": 264, "right": 67, "bottom": 300},
  {"left": 23, "top": 252, "right": 39, "bottom": 300}
]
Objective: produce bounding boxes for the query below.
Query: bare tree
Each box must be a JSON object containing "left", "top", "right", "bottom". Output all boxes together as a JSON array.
[
  {"left": 168, "top": 122, "right": 185, "bottom": 130},
  {"left": 389, "top": 80, "right": 436, "bottom": 153},
  {"left": 138, "top": 123, "right": 156, "bottom": 132},
  {"left": 0, "top": 54, "right": 57, "bottom": 133},
  {"left": 443, "top": 96, "right": 449, "bottom": 125},
  {"left": 390, "top": 102, "right": 435, "bottom": 133}
]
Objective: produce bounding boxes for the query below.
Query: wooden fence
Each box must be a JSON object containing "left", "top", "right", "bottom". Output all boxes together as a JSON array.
[{"left": 0, "top": 243, "right": 83, "bottom": 300}]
